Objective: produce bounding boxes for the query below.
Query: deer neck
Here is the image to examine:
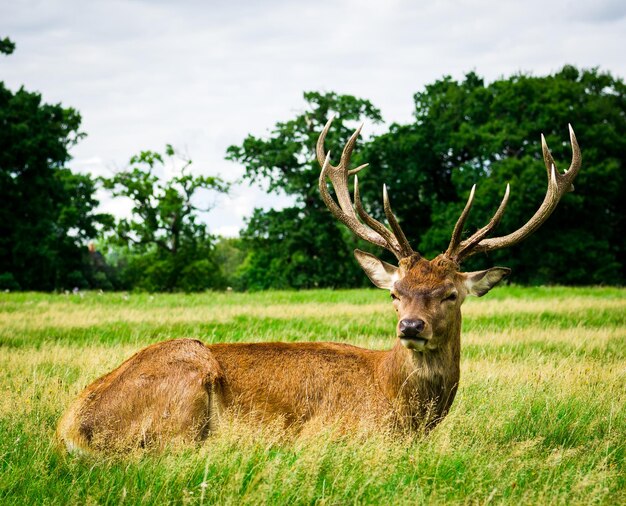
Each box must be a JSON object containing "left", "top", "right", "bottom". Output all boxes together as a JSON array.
[{"left": 377, "top": 317, "right": 461, "bottom": 428}]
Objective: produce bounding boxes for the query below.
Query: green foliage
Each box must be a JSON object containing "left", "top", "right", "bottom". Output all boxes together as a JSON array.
[
  {"left": 303, "top": 68, "right": 625, "bottom": 284},
  {"left": 0, "top": 37, "right": 16, "bottom": 55},
  {"left": 229, "top": 68, "right": 624, "bottom": 286},
  {"left": 100, "top": 147, "right": 229, "bottom": 291},
  {"left": 407, "top": 67, "right": 625, "bottom": 283},
  {"left": 227, "top": 92, "right": 384, "bottom": 289},
  {"left": 228, "top": 69, "right": 625, "bottom": 288},
  {"left": 213, "top": 237, "right": 247, "bottom": 289},
  {"left": 0, "top": 45, "right": 110, "bottom": 290},
  {"left": 2, "top": 57, "right": 623, "bottom": 291},
  {"left": 235, "top": 207, "right": 368, "bottom": 290}
]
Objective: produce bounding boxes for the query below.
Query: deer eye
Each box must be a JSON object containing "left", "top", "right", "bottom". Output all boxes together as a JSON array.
[
  {"left": 390, "top": 293, "right": 399, "bottom": 301},
  {"left": 442, "top": 292, "right": 458, "bottom": 303}
]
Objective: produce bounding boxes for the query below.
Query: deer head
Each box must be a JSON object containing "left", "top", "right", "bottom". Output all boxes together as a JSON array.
[{"left": 317, "top": 117, "right": 581, "bottom": 351}]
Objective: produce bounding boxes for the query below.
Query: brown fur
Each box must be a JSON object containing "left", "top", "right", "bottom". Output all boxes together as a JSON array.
[
  {"left": 57, "top": 339, "right": 224, "bottom": 452},
  {"left": 57, "top": 255, "right": 496, "bottom": 453}
]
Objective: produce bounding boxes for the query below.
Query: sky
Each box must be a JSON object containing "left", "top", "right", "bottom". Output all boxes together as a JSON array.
[{"left": 2, "top": 0, "right": 626, "bottom": 237}]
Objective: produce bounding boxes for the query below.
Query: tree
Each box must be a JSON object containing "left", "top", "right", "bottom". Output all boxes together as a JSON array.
[
  {"left": 212, "top": 236, "right": 246, "bottom": 290},
  {"left": 0, "top": 39, "right": 110, "bottom": 290},
  {"left": 402, "top": 67, "right": 625, "bottom": 284},
  {"left": 0, "top": 37, "right": 16, "bottom": 55},
  {"left": 230, "top": 68, "right": 625, "bottom": 286},
  {"left": 226, "top": 91, "right": 384, "bottom": 289},
  {"left": 100, "top": 146, "right": 229, "bottom": 291}
]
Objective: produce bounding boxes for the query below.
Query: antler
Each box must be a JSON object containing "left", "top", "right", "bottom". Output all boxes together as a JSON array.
[
  {"left": 317, "top": 116, "right": 415, "bottom": 261},
  {"left": 446, "top": 125, "right": 582, "bottom": 263}
]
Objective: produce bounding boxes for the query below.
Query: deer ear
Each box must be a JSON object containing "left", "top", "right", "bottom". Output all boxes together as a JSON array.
[
  {"left": 354, "top": 249, "right": 398, "bottom": 290},
  {"left": 464, "top": 267, "right": 511, "bottom": 297}
]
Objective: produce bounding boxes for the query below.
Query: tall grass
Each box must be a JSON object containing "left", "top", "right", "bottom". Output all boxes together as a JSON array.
[{"left": 0, "top": 286, "right": 624, "bottom": 504}]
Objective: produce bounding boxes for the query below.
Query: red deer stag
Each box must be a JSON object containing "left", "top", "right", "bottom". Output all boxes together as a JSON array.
[{"left": 57, "top": 118, "right": 581, "bottom": 452}]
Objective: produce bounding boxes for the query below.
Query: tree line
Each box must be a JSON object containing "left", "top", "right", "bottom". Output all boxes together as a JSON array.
[{"left": 1, "top": 37, "right": 624, "bottom": 291}]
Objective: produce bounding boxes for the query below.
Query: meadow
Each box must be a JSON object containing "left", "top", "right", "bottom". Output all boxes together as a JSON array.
[{"left": 0, "top": 286, "right": 624, "bottom": 505}]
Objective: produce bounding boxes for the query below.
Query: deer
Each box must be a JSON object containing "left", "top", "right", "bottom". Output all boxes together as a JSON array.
[{"left": 57, "top": 118, "right": 581, "bottom": 453}]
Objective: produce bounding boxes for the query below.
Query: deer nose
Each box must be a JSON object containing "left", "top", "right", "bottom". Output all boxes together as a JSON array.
[{"left": 398, "top": 319, "right": 425, "bottom": 338}]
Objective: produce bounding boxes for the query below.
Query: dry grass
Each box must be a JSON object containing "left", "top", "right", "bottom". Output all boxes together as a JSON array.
[
  {"left": 0, "top": 302, "right": 389, "bottom": 330},
  {"left": 0, "top": 286, "right": 624, "bottom": 505}
]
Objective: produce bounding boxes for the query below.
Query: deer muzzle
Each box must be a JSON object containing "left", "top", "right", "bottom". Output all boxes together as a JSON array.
[
  {"left": 398, "top": 318, "right": 434, "bottom": 351},
  {"left": 398, "top": 318, "right": 425, "bottom": 337}
]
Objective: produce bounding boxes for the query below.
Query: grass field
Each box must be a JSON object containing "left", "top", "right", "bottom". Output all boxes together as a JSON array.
[{"left": 0, "top": 286, "right": 624, "bottom": 505}]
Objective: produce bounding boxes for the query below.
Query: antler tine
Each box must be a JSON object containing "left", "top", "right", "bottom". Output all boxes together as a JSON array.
[
  {"left": 317, "top": 118, "right": 391, "bottom": 251},
  {"left": 316, "top": 115, "right": 335, "bottom": 167},
  {"left": 353, "top": 177, "right": 402, "bottom": 255},
  {"left": 565, "top": 124, "right": 582, "bottom": 190},
  {"left": 318, "top": 151, "right": 387, "bottom": 249},
  {"left": 341, "top": 123, "right": 369, "bottom": 176},
  {"left": 317, "top": 116, "right": 417, "bottom": 260},
  {"left": 339, "top": 123, "right": 363, "bottom": 169},
  {"left": 453, "top": 184, "right": 510, "bottom": 262},
  {"left": 383, "top": 184, "right": 415, "bottom": 258},
  {"left": 318, "top": 151, "right": 348, "bottom": 225},
  {"left": 452, "top": 126, "right": 581, "bottom": 260},
  {"left": 316, "top": 117, "right": 362, "bottom": 226},
  {"left": 445, "top": 184, "right": 476, "bottom": 258},
  {"left": 541, "top": 133, "right": 556, "bottom": 177}
]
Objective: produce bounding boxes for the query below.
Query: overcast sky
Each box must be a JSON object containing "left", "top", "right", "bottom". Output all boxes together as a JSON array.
[{"left": 2, "top": 0, "right": 626, "bottom": 236}]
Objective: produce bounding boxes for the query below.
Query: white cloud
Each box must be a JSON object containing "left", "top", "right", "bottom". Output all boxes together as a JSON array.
[{"left": 2, "top": 0, "right": 625, "bottom": 236}]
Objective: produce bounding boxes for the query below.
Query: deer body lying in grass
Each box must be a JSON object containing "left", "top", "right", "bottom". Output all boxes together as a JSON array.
[{"left": 57, "top": 119, "right": 581, "bottom": 452}]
